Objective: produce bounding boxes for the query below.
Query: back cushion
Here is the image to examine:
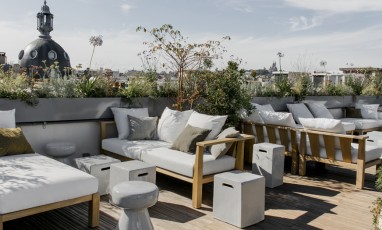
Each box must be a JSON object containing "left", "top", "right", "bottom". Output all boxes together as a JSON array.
[
  {"left": 355, "top": 104, "right": 379, "bottom": 119},
  {"left": 157, "top": 107, "right": 193, "bottom": 143},
  {"left": 299, "top": 118, "right": 345, "bottom": 149},
  {"left": 259, "top": 111, "right": 296, "bottom": 128},
  {"left": 0, "top": 109, "right": 16, "bottom": 128},
  {"left": 287, "top": 103, "right": 314, "bottom": 124},
  {"left": 305, "top": 102, "right": 334, "bottom": 119},
  {"left": 111, "top": 108, "right": 149, "bottom": 139},
  {"left": 246, "top": 103, "right": 275, "bottom": 124},
  {"left": 186, "top": 111, "right": 227, "bottom": 141}
]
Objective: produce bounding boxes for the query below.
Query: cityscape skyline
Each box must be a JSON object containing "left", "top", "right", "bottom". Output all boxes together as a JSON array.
[{"left": 0, "top": 0, "right": 381, "bottom": 72}]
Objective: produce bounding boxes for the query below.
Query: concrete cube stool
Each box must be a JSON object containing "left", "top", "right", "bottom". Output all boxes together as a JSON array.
[
  {"left": 252, "top": 143, "right": 285, "bottom": 188},
  {"left": 213, "top": 170, "right": 265, "bottom": 228},
  {"left": 111, "top": 181, "right": 159, "bottom": 230},
  {"left": 110, "top": 160, "right": 156, "bottom": 191},
  {"left": 75, "top": 155, "right": 121, "bottom": 195}
]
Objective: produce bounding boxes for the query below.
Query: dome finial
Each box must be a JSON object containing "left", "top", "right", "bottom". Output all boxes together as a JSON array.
[{"left": 44, "top": 0, "right": 47, "bottom": 5}]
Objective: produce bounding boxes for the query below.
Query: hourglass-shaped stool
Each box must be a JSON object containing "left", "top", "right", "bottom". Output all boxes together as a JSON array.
[{"left": 111, "top": 181, "right": 159, "bottom": 230}]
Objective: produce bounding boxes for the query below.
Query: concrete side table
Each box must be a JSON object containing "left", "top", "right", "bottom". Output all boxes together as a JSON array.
[
  {"left": 75, "top": 155, "right": 121, "bottom": 195},
  {"left": 111, "top": 181, "right": 159, "bottom": 230},
  {"left": 252, "top": 142, "right": 285, "bottom": 188},
  {"left": 110, "top": 160, "right": 156, "bottom": 191},
  {"left": 213, "top": 170, "right": 265, "bottom": 228}
]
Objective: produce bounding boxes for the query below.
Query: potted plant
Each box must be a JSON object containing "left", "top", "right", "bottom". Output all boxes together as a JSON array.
[{"left": 371, "top": 166, "right": 382, "bottom": 229}]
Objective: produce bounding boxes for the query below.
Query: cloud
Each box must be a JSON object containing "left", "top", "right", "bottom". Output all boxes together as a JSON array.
[
  {"left": 289, "top": 15, "right": 322, "bottom": 31},
  {"left": 120, "top": 3, "right": 133, "bottom": 13},
  {"left": 283, "top": 0, "right": 382, "bottom": 13},
  {"left": 214, "top": 0, "right": 256, "bottom": 13}
]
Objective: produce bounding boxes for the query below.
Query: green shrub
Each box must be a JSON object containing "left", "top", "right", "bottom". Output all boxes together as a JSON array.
[{"left": 196, "top": 61, "right": 252, "bottom": 128}]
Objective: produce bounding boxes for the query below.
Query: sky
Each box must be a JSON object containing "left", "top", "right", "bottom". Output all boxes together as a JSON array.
[{"left": 0, "top": 0, "right": 381, "bottom": 72}]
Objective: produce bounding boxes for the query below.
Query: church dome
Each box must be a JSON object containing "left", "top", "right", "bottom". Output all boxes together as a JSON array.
[
  {"left": 18, "top": 38, "right": 70, "bottom": 70},
  {"left": 19, "top": 1, "right": 71, "bottom": 73}
]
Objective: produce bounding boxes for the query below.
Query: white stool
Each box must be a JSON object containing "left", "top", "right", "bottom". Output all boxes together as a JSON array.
[
  {"left": 213, "top": 170, "right": 265, "bottom": 228},
  {"left": 45, "top": 142, "right": 76, "bottom": 165},
  {"left": 111, "top": 181, "right": 159, "bottom": 230},
  {"left": 75, "top": 155, "right": 121, "bottom": 195},
  {"left": 110, "top": 160, "right": 156, "bottom": 191},
  {"left": 252, "top": 142, "right": 285, "bottom": 188}
]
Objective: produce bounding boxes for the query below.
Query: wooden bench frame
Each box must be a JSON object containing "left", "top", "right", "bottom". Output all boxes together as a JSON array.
[
  {"left": 100, "top": 120, "right": 254, "bottom": 209},
  {"left": 243, "top": 121, "right": 299, "bottom": 174},
  {"left": 298, "top": 129, "right": 382, "bottom": 189},
  {"left": 0, "top": 193, "right": 100, "bottom": 230}
]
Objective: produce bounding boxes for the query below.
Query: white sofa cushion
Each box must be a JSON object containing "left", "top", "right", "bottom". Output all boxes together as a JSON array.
[
  {"left": 340, "top": 118, "right": 381, "bottom": 130},
  {"left": 296, "top": 121, "right": 355, "bottom": 133},
  {"left": 299, "top": 118, "right": 345, "bottom": 134},
  {"left": 0, "top": 109, "right": 16, "bottom": 128},
  {"left": 111, "top": 108, "right": 149, "bottom": 139},
  {"left": 259, "top": 111, "right": 297, "bottom": 128},
  {"left": 245, "top": 103, "right": 274, "bottom": 124},
  {"left": 305, "top": 143, "right": 381, "bottom": 163},
  {"left": 355, "top": 104, "right": 379, "bottom": 119},
  {"left": 186, "top": 111, "right": 227, "bottom": 141},
  {"left": 305, "top": 102, "right": 334, "bottom": 119},
  {"left": 157, "top": 107, "right": 193, "bottom": 144},
  {"left": 287, "top": 103, "right": 314, "bottom": 124},
  {"left": 141, "top": 147, "right": 236, "bottom": 177},
  {"left": 0, "top": 153, "right": 98, "bottom": 214},
  {"left": 102, "top": 138, "right": 171, "bottom": 160}
]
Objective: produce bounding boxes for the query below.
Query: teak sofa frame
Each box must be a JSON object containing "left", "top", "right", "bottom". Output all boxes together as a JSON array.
[
  {"left": 298, "top": 129, "right": 381, "bottom": 189},
  {"left": 100, "top": 120, "right": 254, "bottom": 209}
]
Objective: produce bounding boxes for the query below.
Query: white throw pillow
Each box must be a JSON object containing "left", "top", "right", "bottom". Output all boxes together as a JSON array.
[
  {"left": 299, "top": 118, "right": 345, "bottom": 149},
  {"left": 157, "top": 107, "right": 194, "bottom": 143},
  {"left": 305, "top": 102, "right": 334, "bottom": 119},
  {"left": 258, "top": 111, "right": 296, "bottom": 128},
  {"left": 186, "top": 111, "right": 227, "bottom": 140},
  {"left": 246, "top": 103, "right": 275, "bottom": 124},
  {"left": 0, "top": 109, "right": 16, "bottom": 128},
  {"left": 210, "top": 127, "right": 240, "bottom": 159},
  {"left": 287, "top": 103, "right": 314, "bottom": 124},
  {"left": 299, "top": 118, "right": 345, "bottom": 134},
  {"left": 355, "top": 104, "right": 379, "bottom": 119},
  {"left": 111, "top": 107, "right": 149, "bottom": 139}
]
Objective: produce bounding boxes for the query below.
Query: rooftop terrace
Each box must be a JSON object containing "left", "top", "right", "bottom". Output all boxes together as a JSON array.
[{"left": 4, "top": 163, "right": 379, "bottom": 230}]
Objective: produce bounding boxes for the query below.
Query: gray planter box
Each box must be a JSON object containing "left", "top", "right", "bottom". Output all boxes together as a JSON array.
[
  {"left": 303, "top": 96, "right": 352, "bottom": 108},
  {"left": 354, "top": 96, "right": 382, "bottom": 106},
  {"left": 251, "top": 96, "right": 295, "bottom": 111},
  {"left": 0, "top": 98, "right": 121, "bottom": 123},
  {"left": 121, "top": 97, "right": 175, "bottom": 117}
]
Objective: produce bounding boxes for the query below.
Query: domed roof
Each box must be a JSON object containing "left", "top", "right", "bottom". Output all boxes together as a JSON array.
[{"left": 18, "top": 38, "right": 70, "bottom": 71}]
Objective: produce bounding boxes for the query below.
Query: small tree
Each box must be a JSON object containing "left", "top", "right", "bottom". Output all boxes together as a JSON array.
[
  {"left": 137, "top": 24, "right": 230, "bottom": 111},
  {"left": 196, "top": 61, "right": 252, "bottom": 128}
]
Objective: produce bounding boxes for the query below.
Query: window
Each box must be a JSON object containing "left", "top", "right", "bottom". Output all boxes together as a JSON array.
[{"left": 48, "top": 50, "right": 57, "bottom": 60}]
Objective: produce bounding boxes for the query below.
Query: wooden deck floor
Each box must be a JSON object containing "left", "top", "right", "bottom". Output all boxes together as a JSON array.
[{"left": 4, "top": 163, "right": 381, "bottom": 230}]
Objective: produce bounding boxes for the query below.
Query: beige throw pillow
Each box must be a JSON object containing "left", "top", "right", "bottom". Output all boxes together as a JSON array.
[
  {"left": 171, "top": 125, "right": 211, "bottom": 153},
  {"left": 210, "top": 127, "right": 240, "bottom": 159}
]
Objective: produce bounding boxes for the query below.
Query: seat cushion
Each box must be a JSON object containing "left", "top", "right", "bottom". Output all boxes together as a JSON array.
[
  {"left": 102, "top": 138, "right": 171, "bottom": 160},
  {"left": 141, "top": 147, "right": 236, "bottom": 177},
  {"left": 0, "top": 153, "right": 98, "bottom": 214},
  {"left": 340, "top": 118, "right": 380, "bottom": 130},
  {"left": 303, "top": 142, "right": 382, "bottom": 163}
]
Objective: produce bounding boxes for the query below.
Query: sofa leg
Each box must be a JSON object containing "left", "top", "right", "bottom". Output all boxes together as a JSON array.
[
  {"left": 0, "top": 215, "right": 3, "bottom": 230},
  {"left": 192, "top": 181, "right": 203, "bottom": 209},
  {"left": 88, "top": 193, "right": 100, "bottom": 228},
  {"left": 299, "top": 156, "right": 306, "bottom": 176},
  {"left": 356, "top": 163, "right": 365, "bottom": 189}
]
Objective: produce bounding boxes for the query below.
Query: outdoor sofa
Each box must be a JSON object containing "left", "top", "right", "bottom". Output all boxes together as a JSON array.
[
  {"left": 0, "top": 109, "right": 100, "bottom": 229},
  {"left": 100, "top": 107, "right": 254, "bottom": 209}
]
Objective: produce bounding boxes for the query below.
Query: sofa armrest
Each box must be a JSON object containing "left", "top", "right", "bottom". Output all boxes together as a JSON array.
[
  {"left": 195, "top": 134, "right": 254, "bottom": 147},
  {"left": 99, "top": 120, "right": 118, "bottom": 140}
]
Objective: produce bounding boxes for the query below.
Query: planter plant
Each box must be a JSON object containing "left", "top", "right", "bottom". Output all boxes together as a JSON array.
[{"left": 372, "top": 166, "right": 382, "bottom": 230}]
